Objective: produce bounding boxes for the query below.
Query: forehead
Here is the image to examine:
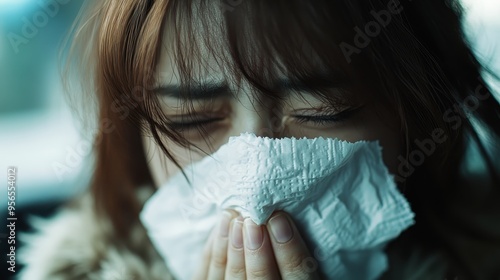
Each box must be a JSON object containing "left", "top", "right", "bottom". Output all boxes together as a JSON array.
[
  {"left": 155, "top": 28, "right": 228, "bottom": 87},
  {"left": 154, "top": 0, "right": 357, "bottom": 96},
  {"left": 154, "top": 2, "right": 229, "bottom": 84}
]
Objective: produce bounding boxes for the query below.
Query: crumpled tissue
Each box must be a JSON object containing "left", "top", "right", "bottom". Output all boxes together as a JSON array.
[{"left": 140, "top": 133, "right": 415, "bottom": 279}]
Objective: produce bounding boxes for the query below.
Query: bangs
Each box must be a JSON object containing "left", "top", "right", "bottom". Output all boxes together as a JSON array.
[
  {"left": 160, "top": 0, "right": 372, "bottom": 107},
  {"left": 224, "top": 0, "right": 356, "bottom": 92}
]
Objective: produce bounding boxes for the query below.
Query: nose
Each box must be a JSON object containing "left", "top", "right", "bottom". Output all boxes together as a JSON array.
[
  {"left": 234, "top": 100, "right": 284, "bottom": 138},
  {"left": 246, "top": 113, "right": 280, "bottom": 138}
]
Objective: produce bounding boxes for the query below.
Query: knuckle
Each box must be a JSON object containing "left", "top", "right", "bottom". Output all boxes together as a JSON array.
[
  {"left": 227, "top": 265, "right": 245, "bottom": 278},
  {"left": 248, "top": 267, "right": 272, "bottom": 279},
  {"left": 283, "top": 253, "right": 310, "bottom": 272},
  {"left": 210, "top": 252, "right": 227, "bottom": 269}
]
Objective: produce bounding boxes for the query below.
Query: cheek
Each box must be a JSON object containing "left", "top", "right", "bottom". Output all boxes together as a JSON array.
[
  {"left": 287, "top": 109, "right": 402, "bottom": 176},
  {"left": 331, "top": 127, "right": 401, "bottom": 176},
  {"left": 142, "top": 132, "right": 230, "bottom": 188},
  {"left": 349, "top": 112, "right": 402, "bottom": 177},
  {"left": 142, "top": 134, "right": 200, "bottom": 188},
  {"left": 376, "top": 131, "right": 402, "bottom": 177}
]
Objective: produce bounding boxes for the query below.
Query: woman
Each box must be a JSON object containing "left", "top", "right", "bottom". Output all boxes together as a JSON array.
[{"left": 20, "top": 0, "right": 500, "bottom": 279}]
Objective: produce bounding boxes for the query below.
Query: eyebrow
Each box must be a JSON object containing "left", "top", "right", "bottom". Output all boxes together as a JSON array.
[
  {"left": 153, "top": 81, "right": 231, "bottom": 100},
  {"left": 154, "top": 75, "right": 347, "bottom": 99}
]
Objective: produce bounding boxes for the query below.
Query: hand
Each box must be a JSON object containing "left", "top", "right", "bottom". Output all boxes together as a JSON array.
[{"left": 192, "top": 210, "right": 320, "bottom": 279}]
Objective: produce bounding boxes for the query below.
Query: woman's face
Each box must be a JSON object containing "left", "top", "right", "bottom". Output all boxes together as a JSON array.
[{"left": 142, "top": 25, "right": 402, "bottom": 188}]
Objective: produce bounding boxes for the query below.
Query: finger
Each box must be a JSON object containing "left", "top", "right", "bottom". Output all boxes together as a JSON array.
[
  {"left": 266, "top": 212, "right": 319, "bottom": 279},
  {"left": 192, "top": 226, "right": 217, "bottom": 280},
  {"left": 243, "top": 218, "right": 280, "bottom": 280},
  {"left": 207, "top": 210, "right": 239, "bottom": 279},
  {"left": 225, "top": 216, "right": 246, "bottom": 279}
]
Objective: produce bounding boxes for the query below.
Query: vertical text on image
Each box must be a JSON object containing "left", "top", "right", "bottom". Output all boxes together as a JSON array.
[{"left": 6, "top": 167, "right": 18, "bottom": 273}]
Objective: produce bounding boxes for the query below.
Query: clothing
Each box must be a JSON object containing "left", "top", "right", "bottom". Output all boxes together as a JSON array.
[
  {"left": 18, "top": 185, "right": 450, "bottom": 280},
  {"left": 18, "top": 187, "right": 172, "bottom": 280}
]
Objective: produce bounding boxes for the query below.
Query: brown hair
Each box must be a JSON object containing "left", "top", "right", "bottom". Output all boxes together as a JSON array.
[{"left": 64, "top": 0, "right": 500, "bottom": 278}]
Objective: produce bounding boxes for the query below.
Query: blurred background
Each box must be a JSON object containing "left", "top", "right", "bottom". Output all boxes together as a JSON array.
[
  {"left": 0, "top": 0, "right": 86, "bottom": 210},
  {"left": 0, "top": 0, "right": 87, "bottom": 277},
  {"left": 0, "top": 0, "right": 499, "bottom": 278}
]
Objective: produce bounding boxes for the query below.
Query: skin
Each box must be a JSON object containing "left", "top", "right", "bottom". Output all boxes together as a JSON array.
[{"left": 141, "top": 17, "right": 402, "bottom": 280}]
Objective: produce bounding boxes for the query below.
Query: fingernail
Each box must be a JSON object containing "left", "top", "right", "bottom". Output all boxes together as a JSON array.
[
  {"left": 219, "top": 211, "right": 232, "bottom": 237},
  {"left": 244, "top": 218, "right": 263, "bottom": 250},
  {"left": 231, "top": 218, "right": 244, "bottom": 249},
  {"left": 268, "top": 214, "right": 293, "bottom": 243}
]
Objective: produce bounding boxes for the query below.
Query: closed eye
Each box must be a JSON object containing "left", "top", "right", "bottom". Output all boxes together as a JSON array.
[
  {"left": 292, "top": 105, "right": 364, "bottom": 126},
  {"left": 168, "top": 117, "right": 226, "bottom": 131}
]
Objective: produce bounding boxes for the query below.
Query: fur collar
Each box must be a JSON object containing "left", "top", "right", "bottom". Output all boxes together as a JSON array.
[{"left": 18, "top": 187, "right": 172, "bottom": 280}]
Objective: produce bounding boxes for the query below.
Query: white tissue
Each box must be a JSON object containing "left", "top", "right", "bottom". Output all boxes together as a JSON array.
[{"left": 140, "top": 133, "right": 415, "bottom": 279}]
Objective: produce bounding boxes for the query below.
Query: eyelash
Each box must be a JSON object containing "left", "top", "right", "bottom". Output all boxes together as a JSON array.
[
  {"left": 170, "top": 107, "right": 360, "bottom": 131},
  {"left": 293, "top": 114, "right": 347, "bottom": 126}
]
